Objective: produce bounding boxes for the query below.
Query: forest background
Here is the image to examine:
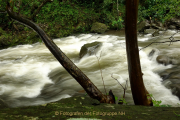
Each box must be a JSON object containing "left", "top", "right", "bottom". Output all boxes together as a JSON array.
[{"left": 0, "top": 0, "right": 180, "bottom": 49}]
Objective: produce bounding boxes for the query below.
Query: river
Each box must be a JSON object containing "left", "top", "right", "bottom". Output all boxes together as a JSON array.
[{"left": 0, "top": 30, "right": 180, "bottom": 107}]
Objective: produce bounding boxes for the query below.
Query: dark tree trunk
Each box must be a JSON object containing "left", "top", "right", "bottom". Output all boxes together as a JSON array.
[
  {"left": 6, "top": 2, "right": 115, "bottom": 104},
  {"left": 125, "top": 0, "right": 153, "bottom": 106}
]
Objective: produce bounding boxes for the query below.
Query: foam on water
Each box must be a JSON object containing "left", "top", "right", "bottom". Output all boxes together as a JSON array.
[{"left": 0, "top": 33, "right": 180, "bottom": 107}]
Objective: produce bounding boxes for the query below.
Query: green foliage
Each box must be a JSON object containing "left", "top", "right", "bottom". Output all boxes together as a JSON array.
[
  {"left": 106, "top": 93, "right": 118, "bottom": 102},
  {"left": 138, "top": 0, "right": 180, "bottom": 23},
  {"left": 173, "top": 111, "right": 180, "bottom": 117},
  {"left": 0, "top": 0, "right": 9, "bottom": 26},
  {"left": 84, "top": 92, "right": 129, "bottom": 105},
  {"left": 112, "top": 16, "right": 124, "bottom": 30},
  {"left": 118, "top": 96, "right": 128, "bottom": 105},
  {"left": 1, "top": 0, "right": 180, "bottom": 48},
  {"left": 147, "top": 94, "right": 171, "bottom": 107}
]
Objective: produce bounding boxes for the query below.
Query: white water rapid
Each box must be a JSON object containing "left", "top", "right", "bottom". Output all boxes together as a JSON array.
[{"left": 0, "top": 30, "right": 180, "bottom": 107}]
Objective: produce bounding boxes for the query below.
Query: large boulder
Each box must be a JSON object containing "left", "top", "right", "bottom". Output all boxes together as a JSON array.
[
  {"left": 148, "top": 48, "right": 159, "bottom": 57},
  {"left": 144, "top": 29, "right": 160, "bottom": 36},
  {"left": 168, "top": 25, "right": 176, "bottom": 29},
  {"left": 164, "top": 17, "right": 180, "bottom": 30},
  {"left": 151, "top": 22, "right": 166, "bottom": 31},
  {"left": 137, "top": 20, "right": 166, "bottom": 34},
  {"left": 156, "top": 55, "right": 170, "bottom": 65},
  {"left": 160, "top": 65, "right": 180, "bottom": 99},
  {"left": 79, "top": 41, "right": 102, "bottom": 58},
  {"left": 90, "top": 22, "right": 108, "bottom": 34},
  {"left": 154, "top": 21, "right": 164, "bottom": 28},
  {"left": 144, "top": 29, "right": 156, "bottom": 34},
  {"left": 152, "top": 30, "right": 160, "bottom": 36},
  {"left": 170, "top": 18, "right": 180, "bottom": 29},
  {"left": 159, "top": 66, "right": 180, "bottom": 80},
  {"left": 169, "top": 83, "right": 180, "bottom": 99},
  {"left": 162, "top": 79, "right": 180, "bottom": 99},
  {"left": 156, "top": 55, "right": 177, "bottom": 66},
  {"left": 137, "top": 20, "right": 150, "bottom": 32}
]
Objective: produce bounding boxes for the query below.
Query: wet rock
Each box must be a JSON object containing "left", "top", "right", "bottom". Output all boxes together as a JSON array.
[
  {"left": 148, "top": 49, "right": 160, "bottom": 61},
  {"left": 151, "top": 22, "right": 166, "bottom": 31},
  {"left": 155, "top": 21, "right": 164, "bottom": 28},
  {"left": 144, "top": 29, "right": 156, "bottom": 34},
  {"left": 148, "top": 49, "right": 156, "bottom": 57},
  {"left": 170, "top": 18, "right": 180, "bottom": 28},
  {"left": 137, "top": 20, "right": 166, "bottom": 34},
  {"left": 90, "top": 22, "right": 108, "bottom": 34},
  {"left": 160, "top": 65, "right": 180, "bottom": 100},
  {"left": 151, "top": 23, "right": 160, "bottom": 29},
  {"left": 168, "top": 25, "right": 176, "bottom": 29},
  {"left": 156, "top": 55, "right": 170, "bottom": 65},
  {"left": 158, "top": 55, "right": 180, "bottom": 100},
  {"left": 165, "top": 18, "right": 180, "bottom": 30},
  {"left": 169, "top": 84, "right": 180, "bottom": 99},
  {"left": 79, "top": 41, "right": 102, "bottom": 58},
  {"left": 152, "top": 30, "right": 159, "bottom": 36},
  {"left": 162, "top": 79, "right": 180, "bottom": 99},
  {"left": 156, "top": 55, "right": 177, "bottom": 66},
  {"left": 159, "top": 65, "right": 180, "bottom": 80},
  {"left": 137, "top": 20, "right": 150, "bottom": 32}
]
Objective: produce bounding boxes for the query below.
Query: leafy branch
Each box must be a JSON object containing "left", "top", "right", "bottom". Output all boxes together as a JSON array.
[{"left": 147, "top": 94, "right": 171, "bottom": 107}]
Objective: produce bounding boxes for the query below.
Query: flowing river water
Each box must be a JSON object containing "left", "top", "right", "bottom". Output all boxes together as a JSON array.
[{"left": 0, "top": 30, "right": 180, "bottom": 108}]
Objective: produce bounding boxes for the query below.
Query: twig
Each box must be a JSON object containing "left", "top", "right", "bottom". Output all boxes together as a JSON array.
[
  {"left": 111, "top": 74, "right": 128, "bottom": 98},
  {"left": 168, "top": 30, "right": 179, "bottom": 46},
  {"left": 139, "top": 29, "right": 180, "bottom": 51},
  {"left": 139, "top": 39, "right": 180, "bottom": 51},
  {"left": 95, "top": 51, "right": 107, "bottom": 95}
]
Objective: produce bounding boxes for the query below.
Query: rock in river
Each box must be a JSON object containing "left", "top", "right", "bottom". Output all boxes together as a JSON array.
[{"left": 79, "top": 41, "right": 102, "bottom": 58}]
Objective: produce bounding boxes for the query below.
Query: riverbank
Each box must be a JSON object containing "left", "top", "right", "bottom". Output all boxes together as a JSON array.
[
  {"left": 1, "top": 0, "right": 180, "bottom": 50},
  {"left": 0, "top": 96, "right": 180, "bottom": 120},
  {"left": 0, "top": 0, "right": 124, "bottom": 50}
]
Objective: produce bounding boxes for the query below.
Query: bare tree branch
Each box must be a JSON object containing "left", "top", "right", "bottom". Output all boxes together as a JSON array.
[
  {"left": 139, "top": 30, "right": 180, "bottom": 51},
  {"left": 95, "top": 51, "right": 107, "bottom": 95},
  {"left": 111, "top": 74, "right": 128, "bottom": 104}
]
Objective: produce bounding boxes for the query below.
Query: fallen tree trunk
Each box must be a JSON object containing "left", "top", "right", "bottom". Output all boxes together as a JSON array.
[{"left": 6, "top": 2, "right": 115, "bottom": 104}]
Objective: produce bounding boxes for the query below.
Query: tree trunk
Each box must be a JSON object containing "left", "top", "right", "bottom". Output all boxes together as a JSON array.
[
  {"left": 6, "top": 2, "right": 115, "bottom": 104},
  {"left": 125, "top": 0, "right": 153, "bottom": 106}
]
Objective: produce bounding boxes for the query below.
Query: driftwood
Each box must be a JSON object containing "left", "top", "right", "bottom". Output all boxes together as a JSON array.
[{"left": 6, "top": 2, "right": 115, "bottom": 104}]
